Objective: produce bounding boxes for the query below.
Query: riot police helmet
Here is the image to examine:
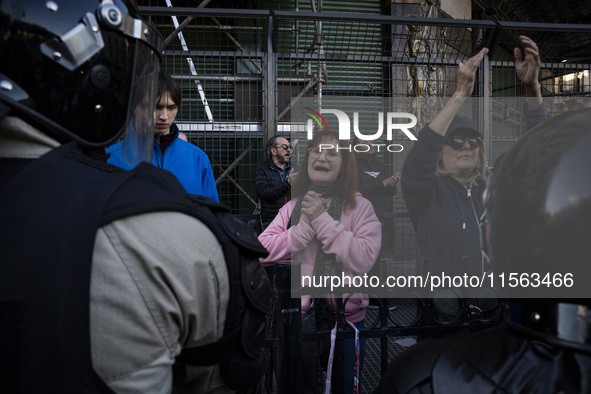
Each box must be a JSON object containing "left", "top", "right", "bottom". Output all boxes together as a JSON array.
[{"left": 0, "top": 0, "right": 163, "bottom": 164}]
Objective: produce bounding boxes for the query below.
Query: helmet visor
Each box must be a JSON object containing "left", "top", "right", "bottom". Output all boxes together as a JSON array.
[{"left": 120, "top": 42, "right": 160, "bottom": 167}]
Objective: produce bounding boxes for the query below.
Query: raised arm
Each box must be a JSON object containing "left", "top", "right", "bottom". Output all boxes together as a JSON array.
[
  {"left": 428, "top": 48, "right": 489, "bottom": 136},
  {"left": 514, "top": 35, "right": 542, "bottom": 110}
]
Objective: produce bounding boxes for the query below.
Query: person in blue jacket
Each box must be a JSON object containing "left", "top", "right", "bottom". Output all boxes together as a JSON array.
[{"left": 108, "top": 72, "right": 219, "bottom": 202}]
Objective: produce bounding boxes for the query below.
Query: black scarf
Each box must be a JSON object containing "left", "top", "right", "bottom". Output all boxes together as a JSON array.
[
  {"left": 288, "top": 183, "right": 344, "bottom": 325},
  {"left": 288, "top": 182, "right": 343, "bottom": 278}
]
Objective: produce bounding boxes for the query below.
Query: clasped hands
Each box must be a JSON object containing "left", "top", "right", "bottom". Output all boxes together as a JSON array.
[{"left": 300, "top": 191, "right": 327, "bottom": 223}]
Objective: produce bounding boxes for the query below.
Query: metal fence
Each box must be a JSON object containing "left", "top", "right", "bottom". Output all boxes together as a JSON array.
[
  {"left": 140, "top": 5, "right": 591, "bottom": 274},
  {"left": 139, "top": 6, "right": 591, "bottom": 392}
]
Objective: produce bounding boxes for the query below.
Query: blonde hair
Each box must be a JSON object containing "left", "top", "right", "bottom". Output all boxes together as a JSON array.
[{"left": 436, "top": 141, "right": 491, "bottom": 184}]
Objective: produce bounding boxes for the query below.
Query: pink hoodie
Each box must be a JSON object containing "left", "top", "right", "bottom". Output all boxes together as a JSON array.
[{"left": 258, "top": 192, "right": 382, "bottom": 323}]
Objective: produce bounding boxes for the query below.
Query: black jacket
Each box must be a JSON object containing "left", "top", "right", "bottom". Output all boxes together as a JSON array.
[
  {"left": 356, "top": 155, "right": 397, "bottom": 219},
  {"left": 1, "top": 142, "right": 270, "bottom": 392},
  {"left": 255, "top": 158, "right": 291, "bottom": 227},
  {"left": 401, "top": 104, "right": 548, "bottom": 279},
  {"left": 401, "top": 126, "right": 485, "bottom": 278}
]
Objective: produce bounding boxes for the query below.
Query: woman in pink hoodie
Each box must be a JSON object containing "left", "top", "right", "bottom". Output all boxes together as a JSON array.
[{"left": 259, "top": 130, "right": 382, "bottom": 394}]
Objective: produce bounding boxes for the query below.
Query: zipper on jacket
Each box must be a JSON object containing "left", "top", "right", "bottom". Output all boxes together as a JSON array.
[
  {"left": 467, "top": 186, "right": 480, "bottom": 230},
  {"left": 467, "top": 184, "right": 486, "bottom": 273},
  {"left": 154, "top": 136, "right": 163, "bottom": 168},
  {"left": 461, "top": 186, "right": 472, "bottom": 230}
]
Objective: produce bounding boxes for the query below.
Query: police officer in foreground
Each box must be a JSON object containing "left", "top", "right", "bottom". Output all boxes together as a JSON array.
[
  {"left": 375, "top": 108, "right": 591, "bottom": 393},
  {"left": 0, "top": 1, "right": 269, "bottom": 393}
]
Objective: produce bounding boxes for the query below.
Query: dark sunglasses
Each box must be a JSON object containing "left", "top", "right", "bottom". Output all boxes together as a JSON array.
[
  {"left": 275, "top": 144, "right": 292, "bottom": 150},
  {"left": 445, "top": 136, "right": 482, "bottom": 151}
]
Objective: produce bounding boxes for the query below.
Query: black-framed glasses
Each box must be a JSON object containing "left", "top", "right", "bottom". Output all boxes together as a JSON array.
[
  {"left": 275, "top": 144, "right": 292, "bottom": 150},
  {"left": 308, "top": 147, "right": 341, "bottom": 162},
  {"left": 445, "top": 136, "right": 482, "bottom": 151}
]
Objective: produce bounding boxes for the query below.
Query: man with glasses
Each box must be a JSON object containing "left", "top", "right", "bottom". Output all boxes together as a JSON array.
[{"left": 255, "top": 136, "right": 294, "bottom": 229}]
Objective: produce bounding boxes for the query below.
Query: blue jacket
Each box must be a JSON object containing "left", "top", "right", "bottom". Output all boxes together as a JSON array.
[{"left": 107, "top": 124, "right": 219, "bottom": 202}]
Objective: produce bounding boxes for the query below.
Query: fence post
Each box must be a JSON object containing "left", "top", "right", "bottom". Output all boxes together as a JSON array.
[
  {"left": 275, "top": 262, "right": 301, "bottom": 393},
  {"left": 263, "top": 14, "right": 277, "bottom": 143}
]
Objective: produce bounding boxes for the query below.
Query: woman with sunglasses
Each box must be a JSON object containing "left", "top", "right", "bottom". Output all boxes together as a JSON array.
[
  {"left": 401, "top": 36, "right": 547, "bottom": 280},
  {"left": 258, "top": 130, "right": 382, "bottom": 394}
]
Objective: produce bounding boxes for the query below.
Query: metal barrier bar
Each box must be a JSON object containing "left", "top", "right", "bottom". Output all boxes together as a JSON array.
[
  {"left": 270, "top": 264, "right": 504, "bottom": 393},
  {"left": 275, "top": 263, "right": 302, "bottom": 393}
]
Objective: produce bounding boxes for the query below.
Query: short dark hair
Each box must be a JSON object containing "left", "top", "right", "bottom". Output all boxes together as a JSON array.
[
  {"left": 266, "top": 135, "right": 289, "bottom": 157},
  {"left": 158, "top": 72, "right": 181, "bottom": 107}
]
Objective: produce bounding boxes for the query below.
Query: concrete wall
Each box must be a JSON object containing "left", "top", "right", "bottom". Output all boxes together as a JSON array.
[
  {"left": 441, "top": 0, "right": 471, "bottom": 20},
  {"left": 390, "top": 0, "right": 472, "bottom": 20}
]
